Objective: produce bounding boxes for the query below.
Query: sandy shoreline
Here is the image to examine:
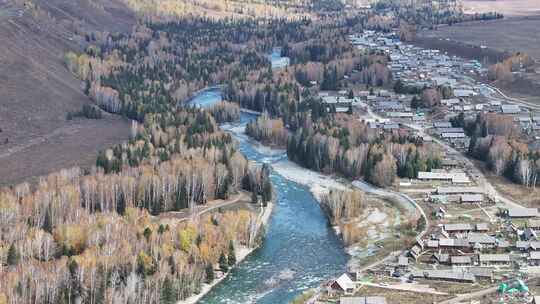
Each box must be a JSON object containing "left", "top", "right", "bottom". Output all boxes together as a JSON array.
[
  {"left": 177, "top": 202, "right": 274, "bottom": 304},
  {"left": 273, "top": 159, "right": 348, "bottom": 200}
]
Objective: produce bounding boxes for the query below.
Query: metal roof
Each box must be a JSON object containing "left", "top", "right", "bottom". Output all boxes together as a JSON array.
[
  {"left": 444, "top": 223, "right": 473, "bottom": 231},
  {"left": 340, "top": 297, "right": 387, "bottom": 304},
  {"left": 479, "top": 254, "right": 510, "bottom": 262},
  {"left": 437, "top": 187, "right": 483, "bottom": 194},
  {"left": 460, "top": 194, "right": 483, "bottom": 202},
  {"left": 451, "top": 256, "right": 472, "bottom": 264},
  {"left": 507, "top": 208, "right": 539, "bottom": 218}
]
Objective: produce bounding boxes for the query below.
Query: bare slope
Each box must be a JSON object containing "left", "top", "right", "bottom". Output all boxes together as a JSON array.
[
  {"left": 420, "top": 15, "right": 540, "bottom": 60},
  {"left": 463, "top": 0, "right": 540, "bottom": 17},
  {"left": 0, "top": 0, "right": 135, "bottom": 185}
]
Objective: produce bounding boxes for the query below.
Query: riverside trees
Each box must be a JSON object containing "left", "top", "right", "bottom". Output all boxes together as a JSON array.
[
  {"left": 246, "top": 113, "right": 288, "bottom": 147},
  {"left": 467, "top": 113, "right": 540, "bottom": 187},
  {"left": 287, "top": 111, "right": 441, "bottom": 187}
]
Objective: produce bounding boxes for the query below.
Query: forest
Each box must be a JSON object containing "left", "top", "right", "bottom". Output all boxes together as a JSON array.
[
  {"left": 212, "top": 10, "right": 441, "bottom": 188},
  {"left": 245, "top": 113, "right": 288, "bottom": 147},
  {"left": 462, "top": 113, "right": 540, "bottom": 187},
  {"left": 371, "top": 0, "right": 503, "bottom": 30},
  {"left": 287, "top": 111, "right": 442, "bottom": 187}
]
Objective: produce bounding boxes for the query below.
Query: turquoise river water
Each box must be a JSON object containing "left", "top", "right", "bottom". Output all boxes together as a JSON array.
[{"left": 189, "top": 88, "right": 348, "bottom": 304}]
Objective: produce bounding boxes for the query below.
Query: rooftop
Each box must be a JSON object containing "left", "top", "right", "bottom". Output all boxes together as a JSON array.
[
  {"left": 507, "top": 208, "right": 539, "bottom": 218},
  {"left": 479, "top": 254, "right": 510, "bottom": 262},
  {"left": 340, "top": 297, "right": 387, "bottom": 304}
]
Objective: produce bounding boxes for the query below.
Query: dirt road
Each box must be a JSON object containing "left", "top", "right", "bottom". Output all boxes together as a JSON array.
[{"left": 160, "top": 191, "right": 252, "bottom": 222}]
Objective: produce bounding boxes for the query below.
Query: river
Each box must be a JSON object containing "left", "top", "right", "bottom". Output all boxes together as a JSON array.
[{"left": 189, "top": 88, "right": 348, "bottom": 303}]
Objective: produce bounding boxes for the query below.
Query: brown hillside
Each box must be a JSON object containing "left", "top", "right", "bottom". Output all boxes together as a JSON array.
[{"left": 0, "top": 0, "right": 135, "bottom": 185}]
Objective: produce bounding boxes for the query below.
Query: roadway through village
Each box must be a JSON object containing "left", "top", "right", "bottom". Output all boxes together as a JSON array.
[
  {"left": 365, "top": 104, "right": 525, "bottom": 211},
  {"left": 362, "top": 102, "right": 538, "bottom": 303}
]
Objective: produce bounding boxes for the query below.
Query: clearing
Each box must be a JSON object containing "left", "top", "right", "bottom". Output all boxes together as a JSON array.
[{"left": 462, "top": 0, "right": 540, "bottom": 17}]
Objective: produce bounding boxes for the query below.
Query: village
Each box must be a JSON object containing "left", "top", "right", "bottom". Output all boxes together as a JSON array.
[{"left": 310, "top": 30, "right": 540, "bottom": 304}]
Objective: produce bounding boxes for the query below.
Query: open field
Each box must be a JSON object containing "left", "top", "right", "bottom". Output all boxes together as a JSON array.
[
  {"left": 416, "top": 14, "right": 540, "bottom": 106},
  {"left": 463, "top": 0, "right": 540, "bottom": 17},
  {"left": 419, "top": 15, "right": 540, "bottom": 60},
  {"left": 0, "top": 0, "right": 135, "bottom": 185}
]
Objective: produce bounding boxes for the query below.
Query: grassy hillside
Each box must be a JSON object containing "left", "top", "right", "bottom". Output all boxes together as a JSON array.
[{"left": 0, "top": 0, "right": 135, "bottom": 185}]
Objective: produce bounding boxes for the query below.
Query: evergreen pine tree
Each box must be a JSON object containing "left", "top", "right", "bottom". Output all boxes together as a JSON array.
[
  {"left": 219, "top": 252, "right": 228, "bottom": 272},
  {"left": 143, "top": 227, "right": 152, "bottom": 242},
  {"left": 7, "top": 243, "right": 19, "bottom": 266},
  {"left": 262, "top": 180, "right": 272, "bottom": 204},
  {"left": 160, "top": 277, "right": 176, "bottom": 304},
  {"left": 205, "top": 264, "right": 215, "bottom": 283},
  {"left": 227, "top": 240, "right": 236, "bottom": 266},
  {"left": 43, "top": 208, "right": 53, "bottom": 233},
  {"left": 251, "top": 191, "right": 259, "bottom": 204},
  {"left": 117, "top": 192, "right": 126, "bottom": 216}
]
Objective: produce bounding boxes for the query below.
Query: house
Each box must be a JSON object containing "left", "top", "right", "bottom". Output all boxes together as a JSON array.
[
  {"left": 523, "top": 228, "right": 538, "bottom": 241},
  {"left": 478, "top": 254, "right": 511, "bottom": 266},
  {"left": 409, "top": 245, "right": 422, "bottom": 260},
  {"left": 417, "top": 171, "right": 470, "bottom": 184},
  {"left": 340, "top": 297, "right": 387, "bottom": 304},
  {"left": 467, "top": 233, "right": 496, "bottom": 247},
  {"left": 329, "top": 273, "right": 355, "bottom": 294},
  {"left": 398, "top": 256, "right": 409, "bottom": 268},
  {"left": 469, "top": 267, "right": 493, "bottom": 281},
  {"left": 441, "top": 159, "right": 460, "bottom": 169},
  {"left": 416, "top": 239, "right": 425, "bottom": 250},
  {"left": 411, "top": 270, "right": 475, "bottom": 283},
  {"left": 516, "top": 241, "right": 540, "bottom": 251},
  {"left": 451, "top": 255, "right": 472, "bottom": 267},
  {"left": 433, "top": 122, "right": 452, "bottom": 128},
  {"left": 436, "top": 187, "right": 483, "bottom": 195},
  {"left": 431, "top": 253, "right": 450, "bottom": 264},
  {"left": 460, "top": 194, "right": 483, "bottom": 204},
  {"left": 501, "top": 104, "right": 521, "bottom": 114},
  {"left": 441, "top": 132, "right": 466, "bottom": 139},
  {"left": 454, "top": 89, "right": 476, "bottom": 98},
  {"left": 439, "top": 238, "right": 471, "bottom": 250},
  {"left": 497, "top": 239, "right": 511, "bottom": 249},
  {"left": 476, "top": 223, "right": 489, "bottom": 232},
  {"left": 529, "top": 251, "right": 540, "bottom": 266},
  {"left": 436, "top": 127, "right": 465, "bottom": 134},
  {"left": 507, "top": 208, "right": 540, "bottom": 219},
  {"left": 436, "top": 207, "right": 447, "bottom": 219},
  {"left": 444, "top": 223, "right": 473, "bottom": 234},
  {"left": 426, "top": 240, "right": 439, "bottom": 249}
]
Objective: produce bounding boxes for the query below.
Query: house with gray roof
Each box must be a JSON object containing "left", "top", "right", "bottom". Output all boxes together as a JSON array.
[
  {"left": 516, "top": 241, "right": 540, "bottom": 251},
  {"left": 529, "top": 251, "right": 540, "bottom": 266},
  {"left": 444, "top": 223, "right": 473, "bottom": 234},
  {"left": 411, "top": 270, "right": 475, "bottom": 283},
  {"left": 437, "top": 187, "right": 483, "bottom": 195},
  {"left": 340, "top": 297, "right": 387, "bottom": 304},
  {"left": 451, "top": 255, "right": 472, "bottom": 266},
  {"left": 460, "top": 194, "right": 483, "bottom": 204},
  {"left": 467, "top": 233, "right": 496, "bottom": 247},
  {"left": 478, "top": 254, "right": 510, "bottom": 266},
  {"left": 507, "top": 208, "right": 539, "bottom": 218},
  {"left": 501, "top": 104, "right": 521, "bottom": 114}
]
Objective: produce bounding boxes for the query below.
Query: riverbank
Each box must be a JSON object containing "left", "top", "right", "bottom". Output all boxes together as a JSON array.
[
  {"left": 178, "top": 202, "right": 274, "bottom": 304},
  {"left": 273, "top": 159, "right": 348, "bottom": 200}
]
